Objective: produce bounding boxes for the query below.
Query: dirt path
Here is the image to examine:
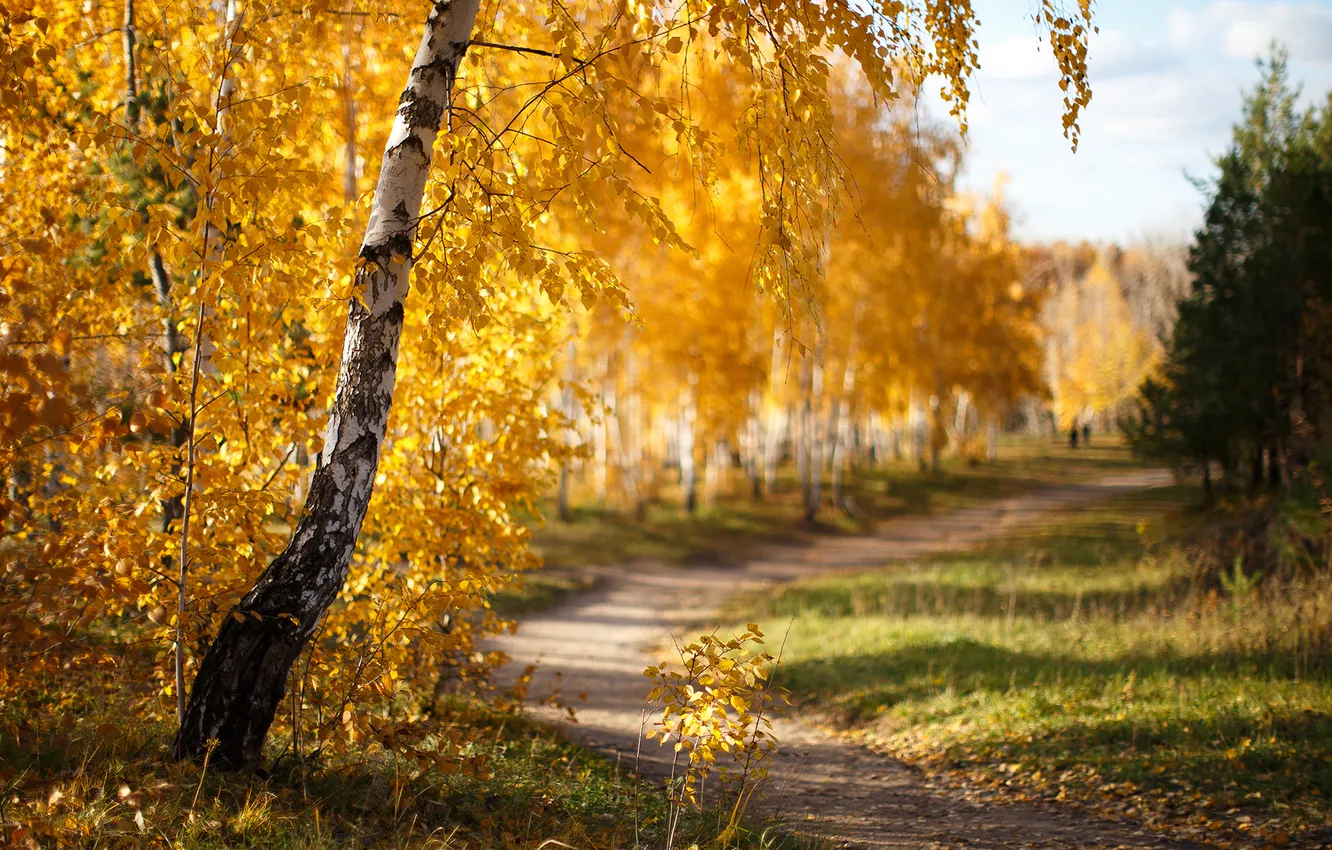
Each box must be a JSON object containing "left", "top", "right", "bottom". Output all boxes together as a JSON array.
[{"left": 495, "top": 470, "right": 1202, "bottom": 849}]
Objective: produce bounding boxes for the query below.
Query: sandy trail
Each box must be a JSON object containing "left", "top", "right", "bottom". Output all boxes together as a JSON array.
[{"left": 495, "top": 470, "right": 1202, "bottom": 849}]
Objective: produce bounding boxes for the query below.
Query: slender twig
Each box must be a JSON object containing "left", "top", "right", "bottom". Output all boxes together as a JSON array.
[
  {"left": 469, "top": 39, "right": 565, "bottom": 60},
  {"left": 190, "top": 740, "right": 215, "bottom": 810},
  {"left": 258, "top": 443, "right": 297, "bottom": 492},
  {"left": 175, "top": 290, "right": 208, "bottom": 725}
]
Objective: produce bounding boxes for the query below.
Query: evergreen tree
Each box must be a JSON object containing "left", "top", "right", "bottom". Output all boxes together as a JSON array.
[{"left": 1129, "top": 50, "right": 1332, "bottom": 493}]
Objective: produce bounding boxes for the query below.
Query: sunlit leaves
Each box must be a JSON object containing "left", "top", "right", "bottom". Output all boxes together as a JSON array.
[{"left": 644, "top": 625, "right": 786, "bottom": 805}]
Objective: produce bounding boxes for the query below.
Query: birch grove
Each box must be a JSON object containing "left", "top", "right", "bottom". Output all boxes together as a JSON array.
[{"left": 2, "top": 0, "right": 1095, "bottom": 771}]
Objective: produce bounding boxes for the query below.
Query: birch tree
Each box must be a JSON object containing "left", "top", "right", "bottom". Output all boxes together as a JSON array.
[{"left": 173, "top": 0, "right": 486, "bottom": 768}]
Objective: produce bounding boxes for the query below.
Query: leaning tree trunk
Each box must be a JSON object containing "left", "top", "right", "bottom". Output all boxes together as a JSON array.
[{"left": 174, "top": 0, "right": 481, "bottom": 770}]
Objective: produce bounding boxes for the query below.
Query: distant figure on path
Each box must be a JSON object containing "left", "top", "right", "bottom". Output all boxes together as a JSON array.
[
  {"left": 1069, "top": 425, "right": 1079, "bottom": 449},
  {"left": 1082, "top": 423, "right": 1091, "bottom": 446}
]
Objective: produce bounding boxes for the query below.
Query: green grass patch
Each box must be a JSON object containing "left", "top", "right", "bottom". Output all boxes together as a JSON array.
[{"left": 736, "top": 484, "right": 1332, "bottom": 845}]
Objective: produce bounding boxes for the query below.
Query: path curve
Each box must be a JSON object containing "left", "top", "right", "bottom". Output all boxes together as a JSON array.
[{"left": 496, "top": 470, "right": 1202, "bottom": 849}]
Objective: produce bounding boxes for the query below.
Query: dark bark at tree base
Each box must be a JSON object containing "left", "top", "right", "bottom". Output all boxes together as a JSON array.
[{"left": 173, "top": 595, "right": 307, "bottom": 769}]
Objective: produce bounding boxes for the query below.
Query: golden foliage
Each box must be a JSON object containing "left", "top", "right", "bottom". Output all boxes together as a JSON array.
[
  {"left": 1041, "top": 255, "right": 1163, "bottom": 429},
  {"left": 1, "top": 0, "right": 1093, "bottom": 767},
  {"left": 644, "top": 624, "right": 785, "bottom": 807}
]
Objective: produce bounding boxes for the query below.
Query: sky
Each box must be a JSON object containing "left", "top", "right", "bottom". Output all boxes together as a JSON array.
[{"left": 929, "top": 0, "right": 1332, "bottom": 245}]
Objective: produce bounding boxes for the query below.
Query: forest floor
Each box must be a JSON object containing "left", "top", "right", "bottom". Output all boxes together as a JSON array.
[{"left": 495, "top": 463, "right": 1222, "bottom": 849}]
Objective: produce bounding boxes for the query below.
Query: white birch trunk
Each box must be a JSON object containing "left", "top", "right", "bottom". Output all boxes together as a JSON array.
[
  {"left": 557, "top": 334, "right": 577, "bottom": 521},
  {"left": 930, "top": 368, "right": 944, "bottom": 474},
  {"left": 621, "top": 352, "right": 645, "bottom": 519},
  {"left": 702, "top": 439, "right": 720, "bottom": 511},
  {"left": 176, "top": 0, "right": 482, "bottom": 769},
  {"left": 679, "top": 378, "right": 698, "bottom": 514},
  {"left": 745, "top": 389, "right": 763, "bottom": 498},
  {"left": 124, "top": 0, "right": 191, "bottom": 534},
  {"left": 604, "top": 373, "right": 625, "bottom": 508},
  {"left": 954, "top": 390, "right": 971, "bottom": 444},
  {"left": 341, "top": 19, "right": 360, "bottom": 202},
  {"left": 909, "top": 392, "right": 926, "bottom": 472},
  {"left": 593, "top": 353, "right": 610, "bottom": 504},
  {"left": 829, "top": 359, "right": 857, "bottom": 512},
  {"left": 797, "top": 354, "right": 812, "bottom": 511},
  {"left": 762, "top": 329, "right": 785, "bottom": 495},
  {"left": 867, "top": 410, "right": 883, "bottom": 466},
  {"left": 805, "top": 338, "right": 825, "bottom": 522}
]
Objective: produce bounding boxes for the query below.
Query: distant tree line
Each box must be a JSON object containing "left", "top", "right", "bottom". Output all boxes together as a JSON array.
[{"left": 1128, "top": 52, "right": 1332, "bottom": 499}]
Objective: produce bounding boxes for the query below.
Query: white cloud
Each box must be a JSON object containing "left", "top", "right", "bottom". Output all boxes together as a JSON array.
[
  {"left": 1089, "top": 29, "right": 1181, "bottom": 78},
  {"left": 1169, "top": 2, "right": 1332, "bottom": 62},
  {"left": 980, "top": 26, "right": 1179, "bottom": 83},
  {"left": 1089, "top": 72, "right": 1239, "bottom": 142},
  {"left": 980, "top": 33, "right": 1057, "bottom": 81}
]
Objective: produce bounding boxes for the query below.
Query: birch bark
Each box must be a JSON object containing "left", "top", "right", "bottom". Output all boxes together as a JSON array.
[
  {"left": 174, "top": 0, "right": 482, "bottom": 769},
  {"left": 557, "top": 334, "right": 577, "bottom": 521},
  {"left": 621, "top": 352, "right": 646, "bottom": 519},
  {"left": 124, "top": 0, "right": 190, "bottom": 534},
  {"left": 745, "top": 389, "right": 763, "bottom": 498},
  {"left": 679, "top": 376, "right": 698, "bottom": 514},
  {"left": 829, "top": 357, "right": 857, "bottom": 511},
  {"left": 797, "top": 352, "right": 811, "bottom": 511},
  {"left": 805, "top": 336, "right": 825, "bottom": 522},
  {"left": 593, "top": 353, "right": 610, "bottom": 504},
  {"left": 930, "top": 367, "right": 944, "bottom": 474},
  {"left": 762, "top": 329, "right": 785, "bottom": 494},
  {"left": 341, "top": 15, "right": 361, "bottom": 203}
]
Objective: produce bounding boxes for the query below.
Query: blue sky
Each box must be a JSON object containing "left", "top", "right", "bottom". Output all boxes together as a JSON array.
[{"left": 928, "top": 0, "right": 1332, "bottom": 244}]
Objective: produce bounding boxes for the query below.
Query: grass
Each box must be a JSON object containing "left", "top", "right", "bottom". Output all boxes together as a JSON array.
[
  {"left": 730, "top": 481, "right": 1332, "bottom": 846},
  {"left": 530, "top": 435, "right": 1140, "bottom": 572},
  {"left": 0, "top": 683, "right": 810, "bottom": 849}
]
